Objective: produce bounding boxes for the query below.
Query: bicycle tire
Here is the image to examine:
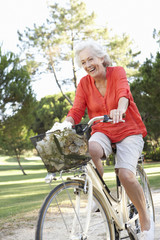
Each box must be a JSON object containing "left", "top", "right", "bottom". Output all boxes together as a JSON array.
[
  {"left": 136, "top": 164, "right": 155, "bottom": 223},
  {"left": 35, "top": 180, "right": 114, "bottom": 240},
  {"left": 119, "top": 164, "right": 155, "bottom": 239}
]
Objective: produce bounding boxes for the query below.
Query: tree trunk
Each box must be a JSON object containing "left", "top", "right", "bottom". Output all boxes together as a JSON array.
[
  {"left": 16, "top": 153, "right": 27, "bottom": 175},
  {"left": 48, "top": 50, "right": 73, "bottom": 106},
  {"left": 52, "top": 64, "right": 73, "bottom": 106},
  {"left": 71, "top": 37, "right": 77, "bottom": 92}
]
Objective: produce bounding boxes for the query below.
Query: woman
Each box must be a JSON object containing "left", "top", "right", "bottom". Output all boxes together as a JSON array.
[{"left": 65, "top": 39, "right": 153, "bottom": 239}]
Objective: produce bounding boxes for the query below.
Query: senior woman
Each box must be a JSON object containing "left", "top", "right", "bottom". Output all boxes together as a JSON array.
[{"left": 65, "top": 39, "right": 153, "bottom": 239}]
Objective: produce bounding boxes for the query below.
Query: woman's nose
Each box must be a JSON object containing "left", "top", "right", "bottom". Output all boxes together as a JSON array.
[{"left": 86, "top": 60, "right": 91, "bottom": 67}]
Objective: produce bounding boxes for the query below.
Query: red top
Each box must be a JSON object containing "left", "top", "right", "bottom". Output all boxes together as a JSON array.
[{"left": 67, "top": 66, "right": 147, "bottom": 143}]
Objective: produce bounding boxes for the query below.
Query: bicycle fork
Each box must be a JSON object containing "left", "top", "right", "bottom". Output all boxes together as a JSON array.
[
  {"left": 120, "top": 185, "right": 139, "bottom": 240},
  {"left": 70, "top": 175, "right": 93, "bottom": 240}
]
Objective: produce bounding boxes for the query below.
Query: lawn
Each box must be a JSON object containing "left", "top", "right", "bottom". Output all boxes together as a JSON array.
[
  {"left": 0, "top": 154, "right": 160, "bottom": 226},
  {"left": 0, "top": 155, "right": 58, "bottom": 222}
]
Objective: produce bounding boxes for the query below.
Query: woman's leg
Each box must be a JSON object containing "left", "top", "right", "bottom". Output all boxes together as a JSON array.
[
  {"left": 118, "top": 168, "right": 150, "bottom": 232},
  {"left": 88, "top": 132, "right": 112, "bottom": 177},
  {"left": 115, "top": 134, "right": 152, "bottom": 232},
  {"left": 88, "top": 141, "right": 104, "bottom": 176}
]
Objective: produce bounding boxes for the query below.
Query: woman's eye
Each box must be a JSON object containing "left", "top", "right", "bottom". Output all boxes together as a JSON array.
[{"left": 89, "top": 58, "right": 93, "bottom": 61}]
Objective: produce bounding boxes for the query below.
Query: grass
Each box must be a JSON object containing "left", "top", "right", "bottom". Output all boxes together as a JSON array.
[
  {"left": 103, "top": 162, "right": 160, "bottom": 190},
  {"left": 0, "top": 154, "right": 160, "bottom": 226},
  {"left": 0, "top": 155, "right": 59, "bottom": 224}
]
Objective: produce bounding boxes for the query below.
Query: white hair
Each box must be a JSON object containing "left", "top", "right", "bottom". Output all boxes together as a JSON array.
[{"left": 75, "top": 39, "right": 112, "bottom": 68}]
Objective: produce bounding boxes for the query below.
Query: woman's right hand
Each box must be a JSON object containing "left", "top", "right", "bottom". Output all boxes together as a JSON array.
[{"left": 65, "top": 116, "right": 75, "bottom": 125}]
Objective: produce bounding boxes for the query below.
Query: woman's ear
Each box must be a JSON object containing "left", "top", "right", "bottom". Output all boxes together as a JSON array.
[
  {"left": 100, "top": 57, "right": 104, "bottom": 63},
  {"left": 100, "top": 57, "right": 105, "bottom": 66}
]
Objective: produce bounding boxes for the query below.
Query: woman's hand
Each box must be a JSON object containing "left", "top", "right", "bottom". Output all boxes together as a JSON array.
[
  {"left": 110, "top": 97, "right": 129, "bottom": 123},
  {"left": 110, "top": 108, "right": 126, "bottom": 123},
  {"left": 65, "top": 116, "right": 75, "bottom": 125}
]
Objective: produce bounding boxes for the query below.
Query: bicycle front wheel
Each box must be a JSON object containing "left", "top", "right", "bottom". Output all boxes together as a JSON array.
[{"left": 36, "top": 180, "right": 113, "bottom": 240}]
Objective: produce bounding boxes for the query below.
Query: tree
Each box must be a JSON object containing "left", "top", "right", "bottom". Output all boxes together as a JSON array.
[
  {"left": 130, "top": 51, "right": 160, "bottom": 159},
  {"left": 0, "top": 47, "right": 35, "bottom": 120},
  {"left": 153, "top": 28, "right": 160, "bottom": 49},
  {"left": 106, "top": 33, "right": 140, "bottom": 77},
  {"left": 18, "top": 0, "right": 140, "bottom": 104},
  {"left": 0, "top": 47, "right": 36, "bottom": 174},
  {"left": 31, "top": 92, "right": 75, "bottom": 134},
  {"left": 0, "top": 116, "right": 34, "bottom": 175}
]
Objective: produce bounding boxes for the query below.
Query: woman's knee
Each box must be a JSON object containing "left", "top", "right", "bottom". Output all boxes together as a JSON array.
[
  {"left": 88, "top": 141, "right": 104, "bottom": 159},
  {"left": 118, "top": 168, "right": 136, "bottom": 184}
]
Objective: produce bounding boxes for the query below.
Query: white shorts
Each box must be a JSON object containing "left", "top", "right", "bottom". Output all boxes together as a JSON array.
[{"left": 89, "top": 132, "right": 144, "bottom": 175}]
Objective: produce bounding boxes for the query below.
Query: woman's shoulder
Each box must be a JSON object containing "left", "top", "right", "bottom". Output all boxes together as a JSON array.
[
  {"left": 107, "top": 66, "right": 125, "bottom": 72},
  {"left": 107, "top": 66, "right": 126, "bottom": 78},
  {"left": 79, "top": 74, "right": 92, "bottom": 85}
]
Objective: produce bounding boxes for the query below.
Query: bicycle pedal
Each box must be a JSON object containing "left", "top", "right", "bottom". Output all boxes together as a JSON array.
[{"left": 95, "top": 209, "right": 100, "bottom": 212}]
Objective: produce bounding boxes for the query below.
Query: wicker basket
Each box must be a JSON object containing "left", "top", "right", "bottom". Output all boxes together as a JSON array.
[{"left": 30, "top": 129, "right": 90, "bottom": 173}]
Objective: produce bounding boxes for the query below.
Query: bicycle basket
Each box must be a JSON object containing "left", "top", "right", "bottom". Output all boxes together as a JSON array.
[{"left": 30, "top": 128, "right": 90, "bottom": 173}]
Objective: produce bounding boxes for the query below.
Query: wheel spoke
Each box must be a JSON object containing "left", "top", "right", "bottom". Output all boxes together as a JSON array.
[{"left": 36, "top": 181, "right": 112, "bottom": 240}]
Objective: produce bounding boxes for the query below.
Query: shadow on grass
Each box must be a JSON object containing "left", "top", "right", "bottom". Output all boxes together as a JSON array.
[
  {"left": 0, "top": 156, "right": 45, "bottom": 172},
  {"left": 5, "top": 156, "right": 41, "bottom": 163},
  {"left": 0, "top": 164, "right": 45, "bottom": 172}
]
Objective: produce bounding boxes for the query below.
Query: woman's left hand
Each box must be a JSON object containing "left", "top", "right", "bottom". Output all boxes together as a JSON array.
[
  {"left": 110, "top": 108, "right": 126, "bottom": 124},
  {"left": 110, "top": 97, "right": 128, "bottom": 123}
]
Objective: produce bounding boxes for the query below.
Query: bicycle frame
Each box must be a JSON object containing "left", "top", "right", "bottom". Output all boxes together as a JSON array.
[{"left": 55, "top": 115, "right": 139, "bottom": 239}]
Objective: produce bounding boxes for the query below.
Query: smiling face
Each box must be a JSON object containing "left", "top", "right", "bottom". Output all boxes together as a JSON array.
[{"left": 79, "top": 48, "right": 105, "bottom": 79}]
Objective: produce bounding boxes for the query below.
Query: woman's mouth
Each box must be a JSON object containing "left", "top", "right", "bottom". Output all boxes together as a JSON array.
[{"left": 89, "top": 67, "right": 95, "bottom": 73}]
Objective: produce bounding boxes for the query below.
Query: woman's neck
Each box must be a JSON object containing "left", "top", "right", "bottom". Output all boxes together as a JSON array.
[
  {"left": 94, "top": 71, "right": 107, "bottom": 97},
  {"left": 94, "top": 70, "right": 107, "bottom": 84}
]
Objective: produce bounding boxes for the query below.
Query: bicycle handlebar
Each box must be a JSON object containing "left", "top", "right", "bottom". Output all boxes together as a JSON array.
[
  {"left": 73, "top": 115, "right": 125, "bottom": 135},
  {"left": 88, "top": 115, "right": 112, "bottom": 127},
  {"left": 88, "top": 114, "right": 125, "bottom": 127}
]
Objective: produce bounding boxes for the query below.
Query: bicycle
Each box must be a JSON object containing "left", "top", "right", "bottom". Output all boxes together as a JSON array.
[{"left": 31, "top": 115, "right": 155, "bottom": 240}]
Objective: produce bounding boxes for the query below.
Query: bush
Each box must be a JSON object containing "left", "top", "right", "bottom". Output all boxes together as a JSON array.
[{"left": 145, "top": 148, "right": 160, "bottom": 162}]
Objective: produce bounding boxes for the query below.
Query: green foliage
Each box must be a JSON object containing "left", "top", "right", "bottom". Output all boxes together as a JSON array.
[
  {"left": 0, "top": 47, "right": 35, "bottom": 118},
  {"left": 131, "top": 51, "right": 160, "bottom": 156},
  {"left": 31, "top": 92, "right": 75, "bottom": 134},
  {"left": 0, "top": 47, "right": 36, "bottom": 173},
  {"left": 107, "top": 33, "right": 140, "bottom": 77},
  {"left": 153, "top": 28, "right": 160, "bottom": 49},
  {"left": 0, "top": 119, "right": 34, "bottom": 156},
  {"left": 145, "top": 148, "right": 160, "bottom": 162}
]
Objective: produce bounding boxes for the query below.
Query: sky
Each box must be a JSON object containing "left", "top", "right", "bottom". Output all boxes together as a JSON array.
[{"left": 0, "top": 0, "right": 160, "bottom": 100}]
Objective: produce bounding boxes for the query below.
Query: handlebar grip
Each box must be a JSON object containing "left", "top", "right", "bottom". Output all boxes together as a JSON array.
[
  {"left": 103, "top": 114, "right": 126, "bottom": 123},
  {"left": 103, "top": 115, "right": 110, "bottom": 122}
]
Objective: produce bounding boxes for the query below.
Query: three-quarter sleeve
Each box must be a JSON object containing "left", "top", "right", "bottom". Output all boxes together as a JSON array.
[
  {"left": 67, "top": 80, "right": 87, "bottom": 124},
  {"left": 115, "top": 67, "right": 131, "bottom": 102}
]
